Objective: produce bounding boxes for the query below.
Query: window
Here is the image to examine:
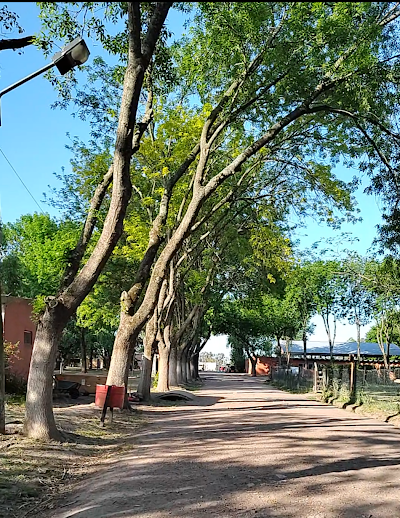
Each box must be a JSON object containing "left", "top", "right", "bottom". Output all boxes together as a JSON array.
[{"left": 24, "top": 331, "right": 33, "bottom": 345}]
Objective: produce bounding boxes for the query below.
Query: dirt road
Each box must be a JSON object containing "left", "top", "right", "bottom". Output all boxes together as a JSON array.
[{"left": 48, "top": 373, "right": 400, "bottom": 518}]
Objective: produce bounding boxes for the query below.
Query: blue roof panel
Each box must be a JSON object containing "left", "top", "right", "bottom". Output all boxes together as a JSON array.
[{"left": 286, "top": 341, "right": 400, "bottom": 356}]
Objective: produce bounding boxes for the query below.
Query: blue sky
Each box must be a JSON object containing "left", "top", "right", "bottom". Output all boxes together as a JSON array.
[{"left": 1, "top": 3, "right": 383, "bottom": 353}]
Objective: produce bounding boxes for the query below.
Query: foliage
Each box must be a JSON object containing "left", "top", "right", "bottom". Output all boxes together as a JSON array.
[
  {"left": 0, "top": 5, "right": 24, "bottom": 36},
  {"left": 2, "top": 214, "right": 80, "bottom": 301}
]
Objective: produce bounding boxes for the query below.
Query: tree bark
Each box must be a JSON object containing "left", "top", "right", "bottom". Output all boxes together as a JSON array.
[
  {"left": 23, "top": 304, "right": 70, "bottom": 440},
  {"left": 137, "top": 314, "right": 157, "bottom": 400},
  {"left": 191, "top": 353, "right": 199, "bottom": 380},
  {"left": 180, "top": 345, "right": 189, "bottom": 385},
  {"left": 157, "top": 343, "right": 170, "bottom": 392},
  {"left": 0, "top": 35, "right": 33, "bottom": 51},
  {"left": 106, "top": 311, "right": 136, "bottom": 386},
  {"left": 168, "top": 343, "right": 178, "bottom": 387}
]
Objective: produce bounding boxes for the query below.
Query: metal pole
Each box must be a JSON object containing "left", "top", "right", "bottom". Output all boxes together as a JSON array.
[
  {"left": 0, "top": 61, "right": 56, "bottom": 126},
  {"left": 0, "top": 61, "right": 55, "bottom": 98}
]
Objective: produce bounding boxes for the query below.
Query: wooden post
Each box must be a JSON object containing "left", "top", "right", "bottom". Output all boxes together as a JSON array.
[
  {"left": 100, "top": 385, "right": 112, "bottom": 427},
  {"left": 349, "top": 358, "right": 356, "bottom": 399}
]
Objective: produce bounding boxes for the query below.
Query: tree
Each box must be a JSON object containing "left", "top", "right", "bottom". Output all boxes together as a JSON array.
[
  {"left": 214, "top": 299, "right": 274, "bottom": 377},
  {"left": 311, "top": 260, "right": 347, "bottom": 359},
  {"left": 105, "top": 2, "right": 400, "bottom": 391},
  {"left": 286, "top": 262, "right": 319, "bottom": 361},
  {"left": 340, "top": 253, "right": 374, "bottom": 359},
  {"left": 23, "top": 2, "right": 173, "bottom": 440},
  {"left": 365, "top": 257, "right": 400, "bottom": 368}
]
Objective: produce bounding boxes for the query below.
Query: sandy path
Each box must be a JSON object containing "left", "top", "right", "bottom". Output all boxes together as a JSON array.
[{"left": 47, "top": 373, "right": 400, "bottom": 518}]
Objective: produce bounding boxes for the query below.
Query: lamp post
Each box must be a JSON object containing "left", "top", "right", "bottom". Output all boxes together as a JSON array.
[
  {"left": 0, "top": 36, "right": 90, "bottom": 125},
  {"left": 0, "top": 36, "right": 90, "bottom": 433}
]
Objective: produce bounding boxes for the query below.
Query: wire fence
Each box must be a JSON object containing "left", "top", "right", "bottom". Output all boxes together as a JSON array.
[
  {"left": 326, "top": 365, "right": 400, "bottom": 413},
  {"left": 272, "top": 364, "right": 400, "bottom": 414},
  {"left": 271, "top": 367, "right": 314, "bottom": 393}
]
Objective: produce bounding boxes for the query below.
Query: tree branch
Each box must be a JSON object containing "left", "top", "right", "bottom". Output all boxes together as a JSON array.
[
  {"left": 0, "top": 35, "right": 34, "bottom": 51},
  {"left": 142, "top": 2, "right": 174, "bottom": 66}
]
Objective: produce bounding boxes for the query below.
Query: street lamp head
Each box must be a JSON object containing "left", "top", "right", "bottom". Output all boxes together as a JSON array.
[{"left": 52, "top": 36, "right": 90, "bottom": 75}]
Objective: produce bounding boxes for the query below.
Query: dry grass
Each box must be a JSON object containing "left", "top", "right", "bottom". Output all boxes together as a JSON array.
[{"left": 0, "top": 396, "right": 147, "bottom": 518}]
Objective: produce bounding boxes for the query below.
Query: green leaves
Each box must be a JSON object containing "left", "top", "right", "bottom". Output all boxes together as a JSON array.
[{"left": 2, "top": 214, "right": 80, "bottom": 300}]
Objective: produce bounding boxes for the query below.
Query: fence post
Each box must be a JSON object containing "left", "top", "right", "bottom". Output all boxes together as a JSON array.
[{"left": 349, "top": 357, "right": 356, "bottom": 401}]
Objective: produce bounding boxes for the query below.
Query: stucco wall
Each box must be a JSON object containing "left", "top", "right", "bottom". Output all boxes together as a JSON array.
[{"left": 2, "top": 297, "right": 36, "bottom": 381}]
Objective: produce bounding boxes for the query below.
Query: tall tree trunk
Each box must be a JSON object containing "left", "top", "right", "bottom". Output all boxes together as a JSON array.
[
  {"left": 180, "top": 346, "right": 188, "bottom": 385},
  {"left": 107, "top": 312, "right": 138, "bottom": 386},
  {"left": 356, "top": 317, "right": 361, "bottom": 361},
  {"left": 23, "top": 2, "right": 171, "bottom": 441},
  {"left": 80, "top": 327, "right": 87, "bottom": 373},
  {"left": 185, "top": 347, "right": 192, "bottom": 383},
  {"left": 168, "top": 343, "right": 178, "bottom": 387},
  {"left": 157, "top": 344, "right": 170, "bottom": 392},
  {"left": 23, "top": 305, "right": 70, "bottom": 440},
  {"left": 250, "top": 357, "right": 257, "bottom": 376},
  {"left": 89, "top": 346, "right": 93, "bottom": 370},
  {"left": 175, "top": 347, "right": 183, "bottom": 385},
  {"left": 302, "top": 329, "right": 307, "bottom": 364},
  {"left": 137, "top": 315, "right": 157, "bottom": 400},
  {"left": 190, "top": 353, "right": 199, "bottom": 380},
  {"left": 276, "top": 336, "right": 282, "bottom": 366}
]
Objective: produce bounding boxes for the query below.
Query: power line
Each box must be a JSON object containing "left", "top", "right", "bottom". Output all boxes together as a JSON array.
[{"left": 0, "top": 147, "right": 44, "bottom": 214}]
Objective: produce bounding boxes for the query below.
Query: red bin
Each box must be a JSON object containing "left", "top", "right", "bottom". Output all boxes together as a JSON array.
[{"left": 95, "top": 384, "right": 125, "bottom": 409}]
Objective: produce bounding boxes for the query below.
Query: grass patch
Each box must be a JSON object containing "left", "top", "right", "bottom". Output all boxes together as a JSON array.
[{"left": 1, "top": 397, "right": 147, "bottom": 518}]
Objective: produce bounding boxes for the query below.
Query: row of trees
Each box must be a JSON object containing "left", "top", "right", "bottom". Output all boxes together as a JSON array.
[
  {"left": 3, "top": 2, "right": 400, "bottom": 440},
  {"left": 217, "top": 254, "right": 400, "bottom": 375}
]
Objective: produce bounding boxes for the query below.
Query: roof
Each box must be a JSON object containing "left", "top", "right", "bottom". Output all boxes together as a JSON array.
[{"left": 286, "top": 340, "right": 400, "bottom": 356}]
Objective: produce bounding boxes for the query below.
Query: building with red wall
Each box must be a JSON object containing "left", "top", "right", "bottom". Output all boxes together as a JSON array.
[{"left": 2, "top": 296, "right": 36, "bottom": 381}]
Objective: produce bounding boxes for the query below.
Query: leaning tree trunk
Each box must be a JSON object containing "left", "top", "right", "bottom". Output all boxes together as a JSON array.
[{"left": 24, "top": 305, "right": 70, "bottom": 440}]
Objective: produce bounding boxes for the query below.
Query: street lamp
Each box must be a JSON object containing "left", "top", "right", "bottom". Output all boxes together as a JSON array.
[{"left": 0, "top": 36, "right": 90, "bottom": 125}]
